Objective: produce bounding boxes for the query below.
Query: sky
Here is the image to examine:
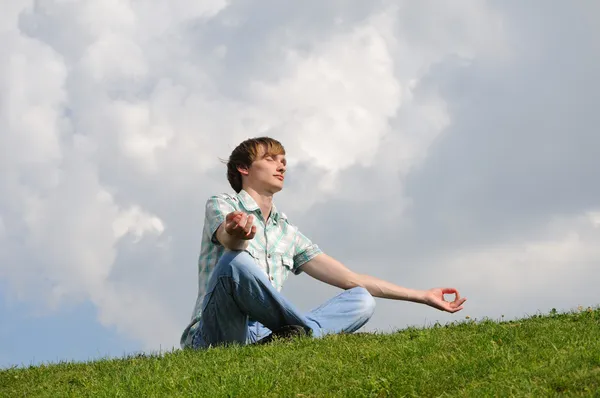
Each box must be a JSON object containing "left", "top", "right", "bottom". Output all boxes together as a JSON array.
[{"left": 1, "top": 0, "right": 599, "bottom": 368}]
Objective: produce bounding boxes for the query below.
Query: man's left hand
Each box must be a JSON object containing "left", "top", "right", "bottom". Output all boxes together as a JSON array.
[{"left": 423, "top": 288, "right": 466, "bottom": 313}]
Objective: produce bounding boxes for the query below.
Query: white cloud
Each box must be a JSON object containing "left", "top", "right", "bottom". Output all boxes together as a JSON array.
[
  {"left": 451, "top": 212, "right": 600, "bottom": 287},
  {"left": 436, "top": 211, "right": 600, "bottom": 318},
  {"left": 254, "top": 12, "right": 401, "bottom": 173},
  {"left": 113, "top": 206, "right": 165, "bottom": 241},
  {"left": 589, "top": 211, "right": 600, "bottom": 227}
]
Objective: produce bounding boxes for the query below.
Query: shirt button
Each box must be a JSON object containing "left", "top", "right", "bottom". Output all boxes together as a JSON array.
[
  {"left": 267, "top": 254, "right": 271, "bottom": 258},
  {"left": 269, "top": 276, "right": 274, "bottom": 281}
]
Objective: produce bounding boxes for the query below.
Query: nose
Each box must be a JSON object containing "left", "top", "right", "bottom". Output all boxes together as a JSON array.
[{"left": 277, "top": 162, "right": 286, "bottom": 173}]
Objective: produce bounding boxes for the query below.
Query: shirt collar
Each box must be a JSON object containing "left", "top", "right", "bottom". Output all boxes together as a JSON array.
[{"left": 237, "top": 189, "right": 281, "bottom": 221}]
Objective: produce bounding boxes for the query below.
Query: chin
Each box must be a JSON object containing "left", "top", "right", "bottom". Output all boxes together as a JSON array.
[{"left": 271, "top": 183, "right": 284, "bottom": 193}]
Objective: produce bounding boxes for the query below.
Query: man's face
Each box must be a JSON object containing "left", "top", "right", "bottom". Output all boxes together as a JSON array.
[{"left": 244, "top": 147, "right": 287, "bottom": 194}]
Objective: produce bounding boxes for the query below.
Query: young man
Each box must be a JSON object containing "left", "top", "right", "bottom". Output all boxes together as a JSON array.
[{"left": 181, "top": 137, "right": 466, "bottom": 348}]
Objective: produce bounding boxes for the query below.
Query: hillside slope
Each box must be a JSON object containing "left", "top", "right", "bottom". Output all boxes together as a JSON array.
[{"left": 1, "top": 308, "right": 599, "bottom": 397}]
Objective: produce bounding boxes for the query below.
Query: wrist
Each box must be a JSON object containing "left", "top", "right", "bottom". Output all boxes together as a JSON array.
[
  {"left": 221, "top": 230, "right": 247, "bottom": 250},
  {"left": 413, "top": 289, "right": 428, "bottom": 304}
]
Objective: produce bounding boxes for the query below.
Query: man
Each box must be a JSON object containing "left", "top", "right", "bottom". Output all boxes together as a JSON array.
[{"left": 181, "top": 137, "right": 466, "bottom": 349}]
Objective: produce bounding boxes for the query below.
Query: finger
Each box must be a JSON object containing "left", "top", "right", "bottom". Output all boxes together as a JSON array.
[
  {"left": 244, "top": 215, "right": 254, "bottom": 234},
  {"left": 225, "top": 215, "right": 241, "bottom": 232},
  {"left": 445, "top": 302, "right": 464, "bottom": 312},
  {"left": 443, "top": 288, "right": 461, "bottom": 303},
  {"left": 245, "top": 225, "right": 257, "bottom": 239},
  {"left": 455, "top": 297, "right": 467, "bottom": 306},
  {"left": 451, "top": 299, "right": 467, "bottom": 311},
  {"left": 226, "top": 211, "right": 242, "bottom": 222},
  {"left": 225, "top": 220, "right": 236, "bottom": 231},
  {"left": 238, "top": 214, "right": 250, "bottom": 233},
  {"left": 441, "top": 287, "right": 458, "bottom": 295},
  {"left": 451, "top": 297, "right": 466, "bottom": 306},
  {"left": 229, "top": 213, "right": 242, "bottom": 225},
  {"left": 227, "top": 219, "right": 238, "bottom": 232},
  {"left": 235, "top": 214, "right": 247, "bottom": 231}
]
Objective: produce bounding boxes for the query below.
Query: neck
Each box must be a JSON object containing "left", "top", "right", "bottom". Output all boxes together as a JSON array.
[{"left": 242, "top": 186, "right": 274, "bottom": 220}]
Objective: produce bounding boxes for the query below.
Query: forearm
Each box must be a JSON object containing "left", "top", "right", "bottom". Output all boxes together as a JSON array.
[
  {"left": 354, "top": 273, "right": 427, "bottom": 303},
  {"left": 303, "top": 254, "right": 426, "bottom": 303}
]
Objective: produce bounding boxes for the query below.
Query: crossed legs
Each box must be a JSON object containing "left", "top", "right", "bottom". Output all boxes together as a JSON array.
[{"left": 192, "top": 251, "right": 375, "bottom": 348}]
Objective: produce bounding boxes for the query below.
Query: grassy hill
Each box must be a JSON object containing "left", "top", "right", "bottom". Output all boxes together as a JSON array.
[{"left": 2, "top": 307, "right": 599, "bottom": 397}]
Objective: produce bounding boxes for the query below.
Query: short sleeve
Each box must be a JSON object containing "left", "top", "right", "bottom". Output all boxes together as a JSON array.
[
  {"left": 292, "top": 230, "right": 323, "bottom": 274},
  {"left": 205, "top": 195, "right": 236, "bottom": 245}
]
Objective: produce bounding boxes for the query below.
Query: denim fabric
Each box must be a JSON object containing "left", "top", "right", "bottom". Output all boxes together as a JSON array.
[{"left": 192, "top": 251, "right": 375, "bottom": 348}]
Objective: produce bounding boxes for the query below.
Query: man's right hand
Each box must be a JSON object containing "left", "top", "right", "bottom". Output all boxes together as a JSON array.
[{"left": 224, "top": 211, "right": 257, "bottom": 240}]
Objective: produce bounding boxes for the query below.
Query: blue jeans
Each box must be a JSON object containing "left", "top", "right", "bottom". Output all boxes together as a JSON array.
[{"left": 192, "top": 251, "right": 375, "bottom": 348}]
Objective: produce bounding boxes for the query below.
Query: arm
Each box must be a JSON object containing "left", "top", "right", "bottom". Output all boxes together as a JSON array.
[
  {"left": 215, "top": 211, "right": 256, "bottom": 251},
  {"left": 300, "top": 253, "right": 466, "bottom": 313},
  {"left": 203, "top": 195, "right": 257, "bottom": 251}
]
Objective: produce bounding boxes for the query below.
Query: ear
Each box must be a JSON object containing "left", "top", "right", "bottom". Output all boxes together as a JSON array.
[{"left": 237, "top": 165, "right": 249, "bottom": 176}]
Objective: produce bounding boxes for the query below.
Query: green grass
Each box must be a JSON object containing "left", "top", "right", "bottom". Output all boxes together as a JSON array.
[{"left": 2, "top": 308, "right": 599, "bottom": 397}]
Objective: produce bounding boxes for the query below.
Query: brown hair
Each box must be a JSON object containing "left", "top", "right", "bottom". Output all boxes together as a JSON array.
[{"left": 225, "top": 137, "right": 286, "bottom": 193}]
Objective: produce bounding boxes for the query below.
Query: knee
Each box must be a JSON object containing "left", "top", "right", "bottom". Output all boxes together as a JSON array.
[
  {"left": 353, "top": 287, "right": 376, "bottom": 319},
  {"left": 216, "top": 251, "right": 259, "bottom": 278}
]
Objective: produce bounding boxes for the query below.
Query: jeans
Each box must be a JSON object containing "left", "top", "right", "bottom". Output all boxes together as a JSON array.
[{"left": 192, "top": 251, "right": 376, "bottom": 348}]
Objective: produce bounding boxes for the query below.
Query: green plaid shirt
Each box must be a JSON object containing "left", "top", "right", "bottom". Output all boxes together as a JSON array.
[{"left": 180, "top": 190, "right": 322, "bottom": 348}]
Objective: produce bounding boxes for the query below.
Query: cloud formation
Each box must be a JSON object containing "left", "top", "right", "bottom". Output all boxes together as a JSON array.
[{"left": 1, "top": 1, "right": 598, "bottom": 358}]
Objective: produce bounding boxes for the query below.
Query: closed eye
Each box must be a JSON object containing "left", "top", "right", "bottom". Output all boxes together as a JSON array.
[{"left": 264, "top": 154, "right": 286, "bottom": 165}]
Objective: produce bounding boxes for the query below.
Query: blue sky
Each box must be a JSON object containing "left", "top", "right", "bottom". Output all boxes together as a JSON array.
[
  {"left": 1, "top": 1, "right": 599, "bottom": 368},
  {"left": 0, "top": 283, "right": 140, "bottom": 368}
]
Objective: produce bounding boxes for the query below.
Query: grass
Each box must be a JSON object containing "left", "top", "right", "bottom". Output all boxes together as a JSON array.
[{"left": 1, "top": 307, "right": 599, "bottom": 397}]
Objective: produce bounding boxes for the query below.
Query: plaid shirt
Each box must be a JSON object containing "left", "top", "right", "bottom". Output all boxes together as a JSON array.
[{"left": 180, "top": 190, "right": 322, "bottom": 348}]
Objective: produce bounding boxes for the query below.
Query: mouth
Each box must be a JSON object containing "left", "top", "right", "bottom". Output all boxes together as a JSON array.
[{"left": 274, "top": 175, "right": 284, "bottom": 181}]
